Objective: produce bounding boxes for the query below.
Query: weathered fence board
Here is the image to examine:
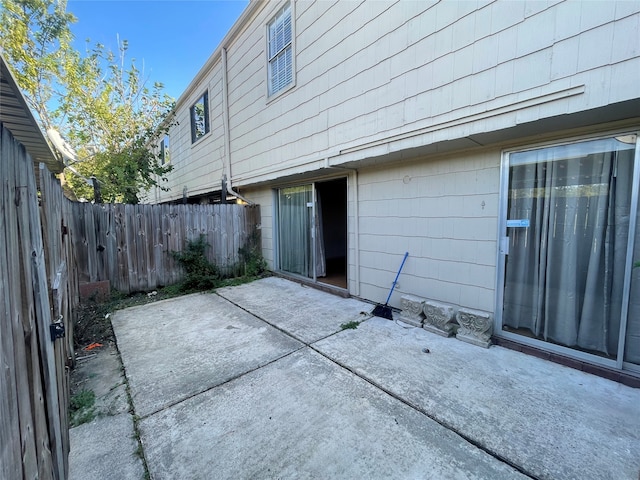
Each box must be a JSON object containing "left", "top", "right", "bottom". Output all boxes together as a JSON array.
[
  {"left": 67, "top": 202, "right": 261, "bottom": 293},
  {"left": 1, "top": 122, "right": 75, "bottom": 479}
]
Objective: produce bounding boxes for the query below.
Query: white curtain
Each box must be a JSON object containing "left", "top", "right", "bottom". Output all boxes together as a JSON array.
[{"left": 503, "top": 140, "right": 635, "bottom": 357}]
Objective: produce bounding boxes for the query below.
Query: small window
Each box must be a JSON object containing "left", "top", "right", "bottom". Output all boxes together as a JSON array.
[
  {"left": 190, "top": 91, "right": 209, "bottom": 143},
  {"left": 160, "top": 135, "right": 170, "bottom": 164},
  {"left": 267, "top": 3, "right": 293, "bottom": 96}
]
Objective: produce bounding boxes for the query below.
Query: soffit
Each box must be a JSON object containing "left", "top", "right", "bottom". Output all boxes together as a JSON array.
[{"left": 0, "top": 53, "right": 63, "bottom": 174}]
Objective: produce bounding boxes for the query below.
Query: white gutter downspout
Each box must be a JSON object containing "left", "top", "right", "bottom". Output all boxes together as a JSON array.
[{"left": 221, "top": 46, "right": 254, "bottom": 205}]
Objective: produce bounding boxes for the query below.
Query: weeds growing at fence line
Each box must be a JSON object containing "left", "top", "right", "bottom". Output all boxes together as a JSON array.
[
  {"left": 170, "top": 232, "right": 268, "bottom": 294},
  {"left": 238, "top": 228, "right": 268, "bottom": 277},
  {"left": 74, "top": 232, "right": 269, "bottom": 348},
  {"left": 69, "top": 389, "right": 96, "bottom": 427},
  {"left": 171, "top": 234, "right": 221, "bottom": 292}
]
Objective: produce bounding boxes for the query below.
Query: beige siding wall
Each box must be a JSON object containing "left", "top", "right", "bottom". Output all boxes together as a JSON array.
[
  {"left": 154, "top": 0, "right": 639, "bottom": 202},
  {"left": 228, "top": 0, "right": 640, "bottom": 186},
  {"left": 157, "top": 64, "right": 226, "bottom": 202},
  {"left": 355, "top": 149, "right": 500, "bottom": 312},
  {"left": 243, "top": 146, "right": 500, "bottom": 313}
]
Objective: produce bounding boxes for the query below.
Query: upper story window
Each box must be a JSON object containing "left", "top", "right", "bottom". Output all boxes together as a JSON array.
[
  {"left": 190, "top": 91, "right": 210, "bottom": 143},
  {"left": 160, "top": 135, "right": 170, "bottom": 164},
  {"left": 267, "top": 3, "right": 293, "bottom": 96}
]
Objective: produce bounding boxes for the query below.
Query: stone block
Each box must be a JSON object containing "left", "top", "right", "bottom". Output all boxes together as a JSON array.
[
  {"left": 422, "top": 300, "right": 455, "bottom": 337},
  {"left": 397, "top": 294, "right": 425, "bottom": 327},
  {"left": 456, "top": 308, "right": 493, "bottom": 348}
]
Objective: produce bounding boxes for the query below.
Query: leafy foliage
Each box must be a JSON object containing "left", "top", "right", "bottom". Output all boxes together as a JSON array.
[
  {"left": 171, "top": 235, "right": 220, "bottom": 292},
  {"left": 0, "top": 0, "right": 75, "bottom": 130},
  {"left": 238, "top": 229, "right": 267, "bottom": 277},
  {"left": 0, "top": 0, "right": 174, "bottom": 203}
]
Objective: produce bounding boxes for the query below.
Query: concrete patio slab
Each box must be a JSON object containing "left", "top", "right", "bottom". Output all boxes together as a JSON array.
[
  {"left": 111, "top": 292, "right": 303, "bottom": 417},
  {"left": 69, "top": 413, "right": 144, "bottom": 480},
  {"left": 138, "top": 348, "right": 527, "bottom": 480},
  {"left": 217, "top": 276, "right": 371, "bottom": 343},
  {"left": 313, "top": 317, "right": 640, "bottom": 480}
]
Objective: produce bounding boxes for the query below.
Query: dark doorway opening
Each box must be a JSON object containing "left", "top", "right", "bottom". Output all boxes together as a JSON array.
[{"left": 316, "top": 178, "right": 347, "bottom": 289}]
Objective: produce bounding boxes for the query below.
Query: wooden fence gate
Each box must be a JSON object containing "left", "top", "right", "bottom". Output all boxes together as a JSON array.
[{"left": 1, "top": 124, "right": 75, "bottom": 479}]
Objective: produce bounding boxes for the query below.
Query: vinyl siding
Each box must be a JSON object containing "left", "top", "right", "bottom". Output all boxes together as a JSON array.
[
  {"left": 153, "top": 0, "right": 639, "bottom": 202},
  {"left": 242, "top": 146, "right": 500, "bottom": 311},
  {"left": 354, "top": 149, "right": 499, "bottom": 311}
]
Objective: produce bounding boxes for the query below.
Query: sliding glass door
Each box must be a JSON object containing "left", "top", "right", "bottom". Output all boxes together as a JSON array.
[
  {"left": 276, "top": 179, "right": 348, "bottom": 288},
  {"left": 278, "top": 185, "right": 314, "bottom": 278},
  {"left": 498, "top": 133, "right": 639, "bottom": 370}
]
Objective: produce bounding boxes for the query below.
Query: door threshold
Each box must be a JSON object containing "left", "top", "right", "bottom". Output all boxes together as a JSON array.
[
  {"left": 273, "top": 271, "right": 350, "bottom": 298},
  {"left": 493, "top": 337, "right": 640, "bottom": 389}
]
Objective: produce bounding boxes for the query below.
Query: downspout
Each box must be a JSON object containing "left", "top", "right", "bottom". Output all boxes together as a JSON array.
[{"left": 221, "top": 46, "right": 254, "bottom": 205}]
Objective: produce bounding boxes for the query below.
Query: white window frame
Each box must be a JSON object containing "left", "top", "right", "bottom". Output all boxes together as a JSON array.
[{"left": 266, "top": 2, "right": 295, "bottom": 98}]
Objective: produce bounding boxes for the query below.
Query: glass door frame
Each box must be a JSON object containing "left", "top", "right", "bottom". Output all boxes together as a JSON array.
[
  {"left": 274, "top": 183, "right": 318, "bottom": 282},
  {"left": 494, "top": 130, "right": 640, "bottom": 372}
]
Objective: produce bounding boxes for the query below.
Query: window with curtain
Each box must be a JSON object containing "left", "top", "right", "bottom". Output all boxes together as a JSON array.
[
  {"left": 502, "top": 137, "right": 637, "bottom": 360},
  {"left": 267, "top": 3, "right": 293, "bottom": 96}
]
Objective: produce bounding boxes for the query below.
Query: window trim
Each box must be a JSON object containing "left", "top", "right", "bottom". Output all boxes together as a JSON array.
[
  {"left": 190, "top": 91, "right": 210, "bottom": 144},
  {"left": 160, "top": 135, "right": 170, "bottom": 164},
  {"left": 266, "top": 2, "right": 295, "bottom": 100}
]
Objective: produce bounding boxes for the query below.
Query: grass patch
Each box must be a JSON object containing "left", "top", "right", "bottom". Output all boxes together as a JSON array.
[{"left": 69, "top": 389, "right": 96, "bottom": 427}]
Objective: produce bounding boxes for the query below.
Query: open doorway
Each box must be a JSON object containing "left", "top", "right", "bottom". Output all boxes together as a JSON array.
[{"left": 316, "top": 178, "right": 347, "bottom": 289}]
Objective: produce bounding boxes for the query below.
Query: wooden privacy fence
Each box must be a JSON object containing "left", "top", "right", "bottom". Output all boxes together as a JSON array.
[
  {"left": 69, "top": 202, "right": 261, "bottom": 293},
  {"left": 1, "top": 123, "right": 76, "bottom": 479}
]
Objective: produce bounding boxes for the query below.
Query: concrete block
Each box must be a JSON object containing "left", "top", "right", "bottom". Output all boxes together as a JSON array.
[
  {"left": 397, "top": 294, "right": 425, "bottom": 327},
  {"left": 423, "top": 300, "right": 456, "bottom": 337},
  {"left": 456, "top": 307, "right": 493, "bottom": 348}
]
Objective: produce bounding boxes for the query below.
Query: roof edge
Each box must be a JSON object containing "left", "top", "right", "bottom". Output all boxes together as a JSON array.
[{"left": 0, "top": 51, "right": 63, "bottom": 173}]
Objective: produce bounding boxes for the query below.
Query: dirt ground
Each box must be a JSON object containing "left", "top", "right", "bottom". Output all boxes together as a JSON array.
[{"left": 69, "top": 289, "right": 181, "bottom": 426}]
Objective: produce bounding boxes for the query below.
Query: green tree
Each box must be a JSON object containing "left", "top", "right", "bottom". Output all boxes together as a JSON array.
[
  {"left": 0, "top": 0, "right": 174, "bottom": 203},
  {"left": 0, "top": 0, "right": 75, "bottom": 130},
  {"left": 61, "top": 39, "right": 175, "bottom": 203}
]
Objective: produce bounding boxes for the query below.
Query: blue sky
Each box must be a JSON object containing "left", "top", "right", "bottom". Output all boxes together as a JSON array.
[{"left": 66, "top": 0, "right": 249, "bottom": 99}]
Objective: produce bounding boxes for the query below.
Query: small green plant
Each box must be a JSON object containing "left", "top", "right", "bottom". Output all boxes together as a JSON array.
[
  {"left": 340, "top": 320, "right": 360, "bottom": 330},
  {"left": 172, "top": 235, "right": 220, "bottom": 292},
  {"left": 238, "top": 228, "right": 267, "bottom": 277},
  {"left": 69, "top": 389, "right": 96, "bottom": 427}
]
